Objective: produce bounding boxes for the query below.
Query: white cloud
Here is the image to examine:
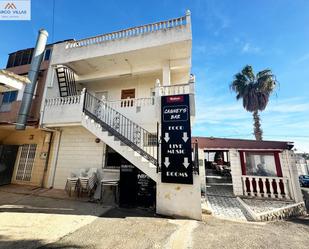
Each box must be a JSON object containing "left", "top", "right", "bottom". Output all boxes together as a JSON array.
[
  {"left": 193, "top": 96, "right": 309, "bottom": 152},
  {"left": 241, "top": 42, "right": 261, "bottom": 54}
]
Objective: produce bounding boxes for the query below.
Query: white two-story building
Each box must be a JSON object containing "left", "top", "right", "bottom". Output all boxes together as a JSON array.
[{"left": 40, "top": 11, "right": 202, "bottom": 220}]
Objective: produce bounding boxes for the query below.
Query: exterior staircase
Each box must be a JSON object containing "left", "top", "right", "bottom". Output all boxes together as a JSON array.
[
  {"left": 81, "top": 91, "right": 158, "bottom": 181},
  {"left": 55, "top": 66, "right": 77, "bottom": 97}
]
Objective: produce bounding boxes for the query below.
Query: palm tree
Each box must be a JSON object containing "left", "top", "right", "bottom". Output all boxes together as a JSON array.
[{"left": 230, "top": 65, "right": 277, "bottom": 141}]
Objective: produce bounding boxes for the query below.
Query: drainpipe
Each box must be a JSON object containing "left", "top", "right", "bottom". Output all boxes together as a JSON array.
[{"left": 16, "top": 29, "right": 48, "bottom": 130}]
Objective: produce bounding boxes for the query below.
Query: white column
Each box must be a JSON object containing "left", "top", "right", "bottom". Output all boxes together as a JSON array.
[
  {"left": 162, "top": 61, "right": 171, "bottom": 86},
  {"left": 156, "top": 174, "right": 202, "bottom": 220},
  {"left": 285, "top": 150, "right": 304, "bottom": 202},
  {"left": 229, "top": 149, "right": 243, "bottom": 196},
  {"left": 198, "top": 149, "right": 206, "bottom": 195}
]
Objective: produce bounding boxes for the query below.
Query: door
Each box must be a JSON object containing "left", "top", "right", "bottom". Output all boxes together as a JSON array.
[
  {"left": 121, "top": 89, "right": 135, "bottom": 107},
  {"left": 0, "top": 145, "right": 19, "bottom": 186}
]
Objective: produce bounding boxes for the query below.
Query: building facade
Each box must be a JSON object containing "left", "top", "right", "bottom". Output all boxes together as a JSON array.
[
  {"left": 196, "top": 137, "right": 304, "bottom": 204},
  {"left": 0, "top": 44, "right": 54, "bottom": 187},
  {"left": 40, "top": 11, "right": 202, "bottom": 220}
]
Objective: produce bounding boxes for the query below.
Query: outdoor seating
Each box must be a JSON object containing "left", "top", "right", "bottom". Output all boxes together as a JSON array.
[
  {"left": 100, "top": 169, "right": 120, "bottom": 203},
  {"left": 64, "top": 171, "right": 79, "bottom": 196},
  {"left": 65, "top": 168, "right": 98, "bottom": 197}
]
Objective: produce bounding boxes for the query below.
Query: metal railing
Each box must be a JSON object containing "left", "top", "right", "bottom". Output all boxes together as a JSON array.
[{"left": 83, "top": 91, "right": 158, "bottom": 165}]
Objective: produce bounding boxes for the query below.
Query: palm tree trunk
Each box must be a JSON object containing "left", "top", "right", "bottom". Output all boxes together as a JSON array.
[{"left": 253, "top": 110, "right": 263, "bottom": 141}]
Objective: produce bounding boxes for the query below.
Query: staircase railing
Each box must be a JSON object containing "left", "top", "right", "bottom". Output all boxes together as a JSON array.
[{"left": 83, "top": 91, "right": 158, "bottom": 165}]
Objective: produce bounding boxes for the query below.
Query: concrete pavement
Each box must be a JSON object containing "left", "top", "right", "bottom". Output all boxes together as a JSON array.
[
  {"left": 41, "top": 208, "right": 309, "bottom": 249},
  {"left": 0, "top": 190, "right": 111, "bottom": 249}
]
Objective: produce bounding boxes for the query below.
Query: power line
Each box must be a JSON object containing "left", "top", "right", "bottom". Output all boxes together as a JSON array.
[{"left": 51, "top": 0, "right": 55, "bottom": 43}]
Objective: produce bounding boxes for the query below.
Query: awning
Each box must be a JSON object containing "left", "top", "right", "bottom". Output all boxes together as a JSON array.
[{"left": 0, "top": 69, "right": 30, "bottom": 92}]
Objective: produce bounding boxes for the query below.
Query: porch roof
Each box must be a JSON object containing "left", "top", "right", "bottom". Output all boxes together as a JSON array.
[
  {"left": 192, "top": 136, "right": 294, "bottom": 150},
  {"left": 0, "top": 69, "right": 30, "bottom": 92}
]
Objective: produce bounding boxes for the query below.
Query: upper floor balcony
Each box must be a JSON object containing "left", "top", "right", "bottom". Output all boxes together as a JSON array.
[
  {"left": 48, "top": 11, "right": 192, "bottom": 83},
  {"left": 41, "top": 77, "right": 195, "bottom": 132},
  {"left": 41, "top": 12, "right": 195, "bottom": 132}
]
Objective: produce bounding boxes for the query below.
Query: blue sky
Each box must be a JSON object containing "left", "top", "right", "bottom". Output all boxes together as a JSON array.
[{"left": 0, "top": 0, "right": 308, "bottom": 152}]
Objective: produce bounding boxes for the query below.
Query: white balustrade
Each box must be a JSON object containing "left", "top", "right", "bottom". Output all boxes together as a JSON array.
[
  {"left": 241, "top": 175, "right": 291, "bottom": 200},
  {"left": 45, "top": 95, "right": 81, "bottom": 107},
  {"left": 158, "top": 82, "right": 193, "bottom": 96},
  {"left": 65, "top": 15, "right": 187, "bottom": 49},
  {"left": 108, "top": 98, "right": 154, "bottom": 109}
]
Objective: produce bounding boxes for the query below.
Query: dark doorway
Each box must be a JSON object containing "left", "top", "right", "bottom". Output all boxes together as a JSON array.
[
  {"left": 119, "top": 163, "right": 156, "bottom": 209},
  {"left": 0, "top": 145, "right": 19, "bottom": 186},
  {"left": 205, "top": 150, "right": 233, "bottom": 197}
]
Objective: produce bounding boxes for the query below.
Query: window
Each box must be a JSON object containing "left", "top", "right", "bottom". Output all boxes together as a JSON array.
[
  {"left": 44, "top": 48, "right": 51, "bottom": 61},
  {"left": 15, "top": 144, "right": 37, "bottom": 181},
  {"left": 6, "top": 49, "right": 34, "bottom": 68},
  {"left": 143, "top": 133, "right": 157, "bottom": 147},
  {"left": 0, "top": 91, "right": 18, "bottom": 112},
  {"left": 6, "top": 53, "right": 15, "bottom": 68},
  {"left": 244, "top": 152, "right": 277, "bottom": 177}
]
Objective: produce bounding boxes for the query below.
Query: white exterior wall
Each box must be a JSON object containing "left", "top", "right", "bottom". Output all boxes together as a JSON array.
[
  {"left": 229, "top": 149, "right": 243, "bottom": 196},
  {"left": 50, "top": 25, "right": 191, "bottom": 66},
  {"left": 198, "top": 148, "right": 206, "bottom": 194},
  {"left": 280, "top": 150, "right": 303, "bottom": 202},
  {"left": 53, "top": 126, "right": 106, "bottom": 189},
  {"left": 156, "top": 174, "right": 202, "bottom": 220}
]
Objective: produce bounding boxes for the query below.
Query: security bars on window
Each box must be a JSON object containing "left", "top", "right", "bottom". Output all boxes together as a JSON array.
[{"left": 16, "top": 144, "right": 37, "bottom": 181}]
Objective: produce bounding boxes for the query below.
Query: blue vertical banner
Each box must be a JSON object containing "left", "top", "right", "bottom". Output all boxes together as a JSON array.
[{"left": 161, "top": 94, "right": 193, "bottom": 184}]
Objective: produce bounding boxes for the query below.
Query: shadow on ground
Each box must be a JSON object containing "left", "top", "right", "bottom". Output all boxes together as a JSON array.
[
  {"left": 100, "top": 207, "right": 166, "bottom": 219},
  {"left": 0, "top": 235, "right": 82, "bottom": 249}
]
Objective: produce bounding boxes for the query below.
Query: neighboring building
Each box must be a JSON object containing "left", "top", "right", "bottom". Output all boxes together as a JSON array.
[
  {"left": 195, "top": 137, "right": 304, "bottom": 203},
  {"left": 0, "top": 44, "right": 55, "bottom": 188},
  {"left": 40, "top": 11, "right": 201, "bottom": 219}
]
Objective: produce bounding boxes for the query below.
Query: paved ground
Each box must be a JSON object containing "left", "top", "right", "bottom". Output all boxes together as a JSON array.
[
  {"left": 37, "top": 209, "right": 309, "bottom": 249},
  {"left": 241, "top": 198, "right": 295, "bottom": 214},
  {"left": 0, "top": 185, "right": 309, "bottom": 249},
  {"left": 205, "top": 169, "right": 252, "bottom": 221},
  {"left": 0, "top": 187, "right": 112, "bottom": 249}
]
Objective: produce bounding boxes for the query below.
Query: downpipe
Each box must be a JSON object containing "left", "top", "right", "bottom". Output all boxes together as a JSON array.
[{"left": 16, "top": 29, "right": 48, "bottom": 130}]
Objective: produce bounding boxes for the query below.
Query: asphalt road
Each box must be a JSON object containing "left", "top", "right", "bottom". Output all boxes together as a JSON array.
[{"left": 40, "top": 208, "right": 309, "bottom": 249}]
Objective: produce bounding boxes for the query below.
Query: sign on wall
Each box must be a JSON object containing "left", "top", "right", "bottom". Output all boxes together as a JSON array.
[{"left": 161, "top": 94, "right": 193, "bottom": 184}]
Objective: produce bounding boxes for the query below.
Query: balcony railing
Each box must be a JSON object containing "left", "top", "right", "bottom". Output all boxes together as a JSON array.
[
  {"left": 108, "top": 97, "right": 154, "bottom": 109},
  {"left": 65, "top": 12, "right": 190, "bottom": 49},
  {"left": 45, "top": 95, "right": 81, "bottom": 106},
  {"left": 42, "top": 78, "right": 195, "bottom": 126},
  {"left": 158, "top": 82, "right": 194, "bottom": 96},
  {"left": 241, "top": 175, "right": 291, "bottom": 200}
]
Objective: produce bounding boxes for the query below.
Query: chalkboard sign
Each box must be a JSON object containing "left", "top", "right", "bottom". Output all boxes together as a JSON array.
[
  {"left": 161, "top": 94, "right": 193, "bottom": 184},
  {"left": 136, "top": 171, "right": 155, "bottom": 207}
]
